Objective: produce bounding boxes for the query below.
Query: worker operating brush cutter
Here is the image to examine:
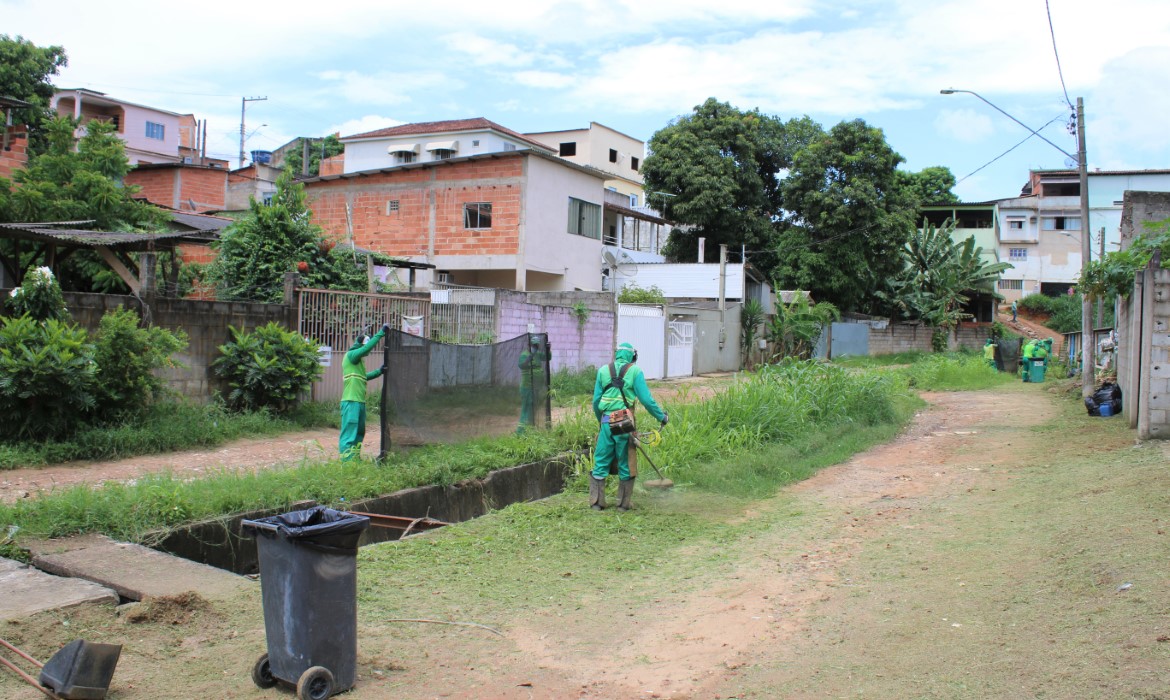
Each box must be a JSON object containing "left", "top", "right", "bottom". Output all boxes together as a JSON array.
[
  {"left": 339, "top": 324, "right": 388, "bottom": 461},
  {"left": 590, "top": 342, "right": 667, "bottom": 512}
]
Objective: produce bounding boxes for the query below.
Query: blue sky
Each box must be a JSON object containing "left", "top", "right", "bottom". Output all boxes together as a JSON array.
[{"left": 5, "top": 0, "right": 1169, "bottom": 203}]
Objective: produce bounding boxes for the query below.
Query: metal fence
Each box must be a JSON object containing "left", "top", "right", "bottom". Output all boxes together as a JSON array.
[
  {"left": 430, "top": 283, "right": 497, "bottom": 344},
  {"left": 298, "top": 288, "right": 430, "bottom": 401}
]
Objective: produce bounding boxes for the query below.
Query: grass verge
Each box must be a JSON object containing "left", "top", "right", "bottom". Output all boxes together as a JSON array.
[
  {"left": 0, "top": 400, "right": 337, "bottom": 470},
  {"left": 0, "top": 360, "right": 913, "bottom": 542}
]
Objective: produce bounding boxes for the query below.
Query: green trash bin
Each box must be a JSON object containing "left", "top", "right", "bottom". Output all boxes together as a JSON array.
[{"left": 1030, "top": 359, "right": 1047, "bottom": 383}]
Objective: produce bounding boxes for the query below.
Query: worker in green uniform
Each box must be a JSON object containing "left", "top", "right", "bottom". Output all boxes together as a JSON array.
[
  {"left": 517, "top": 335, "right": 546, "bottom": 434},
  {"left": 1021, "top": 339, "right": 1035, "bottom": 382},
  {"left": 339, "top": 324, "right": 388, "bottom": 461},
  {"left": 983, "top": 338, "right": 997, "bottom": 369},
  {"left": 591, "top": 343, "right": 667, "bottom": 512}
]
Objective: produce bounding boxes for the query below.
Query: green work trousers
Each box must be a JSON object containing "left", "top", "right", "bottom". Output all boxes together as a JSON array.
[
  {"left": 339, "top": 400, "right": 367, "bottom": 462},
  {"left": 593, "top": 419, "right": 633, "bottom": 481},
  {"left": 518, "top": 386, "right": 534, "bottom": 433}
]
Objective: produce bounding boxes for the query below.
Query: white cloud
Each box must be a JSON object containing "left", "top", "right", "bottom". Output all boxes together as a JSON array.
[
  {"left": 315, "top": 70, "right": 456, "bottom": 106},
  {"left": 512, "top": 71, "right": 574, "bottom": 89},
  {"left": 1088, "top": 47, "right": 1170, "bottom": 169},
  {"left": 934, "top": 109, "right": 996, "bottom": 144},
  {"left": 441, "top": 33, "right": 532, "bottom": 67},
  {"left": 329, "top": 116, "right": 406, "bottom": 139}
]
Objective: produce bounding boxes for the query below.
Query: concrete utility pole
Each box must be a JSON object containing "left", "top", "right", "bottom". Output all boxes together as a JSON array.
[
  {"left": 1076, "top": 97, "right": 1093, "bottom": 399},
  {"left": 238, "top": 96, "right": 267, "bottom": 168}
]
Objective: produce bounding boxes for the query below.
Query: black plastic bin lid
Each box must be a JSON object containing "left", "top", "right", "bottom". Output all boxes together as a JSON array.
[{"left": 243, "top": 506, "right": 369, "bottom": 551}]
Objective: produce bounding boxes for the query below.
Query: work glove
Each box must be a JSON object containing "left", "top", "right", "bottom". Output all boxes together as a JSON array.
[
  {"left": 380, "top": 364, "right": 387, "bottom": 374},
  {"left": 660, "top": 412, "right": 669, "bottom": 427},
  {"left": 381, "top": 323, "right": 390, "bottom": 335}
]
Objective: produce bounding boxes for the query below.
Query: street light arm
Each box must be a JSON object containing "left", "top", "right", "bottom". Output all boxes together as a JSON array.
[{"left": 940, "top": 89, "right": 1076, "bottom": 161}]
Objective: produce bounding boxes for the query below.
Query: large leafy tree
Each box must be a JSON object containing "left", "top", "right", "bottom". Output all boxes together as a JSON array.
[
  {"left": 642, "top": 97, "right": 822, "bottom": 263},
  {"left": 771, "top": 119, "right": 918, "bottom": 312},
  {"left": 898, "top": 165, "right": 960, "bottom": 205},
  {"left": 0, "top": 117, "right": 170, "bottom": 291},
  {"left": 0, "top": 35, "right": 68, "bottom": 156}
]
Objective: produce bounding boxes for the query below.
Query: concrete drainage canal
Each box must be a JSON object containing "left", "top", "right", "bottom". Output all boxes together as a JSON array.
[{"left": 151, "top": 455, "right": 576, "bottom": 574}]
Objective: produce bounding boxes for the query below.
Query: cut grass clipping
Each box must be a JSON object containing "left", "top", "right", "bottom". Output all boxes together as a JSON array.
[{"left": 0, "top": 356, "right": 1009, "bottom": 544}]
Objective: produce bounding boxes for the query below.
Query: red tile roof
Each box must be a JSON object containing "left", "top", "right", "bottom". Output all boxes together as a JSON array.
[{"left": 344, "top": 118, "right": 552, "bottom": 152}]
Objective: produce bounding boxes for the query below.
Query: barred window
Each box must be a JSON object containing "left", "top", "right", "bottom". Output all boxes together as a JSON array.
[
  {"left": 998, "top": 279, "right": 1024, "bottom": 290},
  {"left": 1009, "top": 248, "right": 1028, "bottom": 261}
]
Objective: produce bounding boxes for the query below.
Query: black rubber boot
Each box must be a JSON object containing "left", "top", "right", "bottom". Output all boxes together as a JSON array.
[
  {"left": 617, "top": 478, "right": 635, "bottom": 512},
  {"left": 590, "top": 477, "right": 606, "bottom": 510}
]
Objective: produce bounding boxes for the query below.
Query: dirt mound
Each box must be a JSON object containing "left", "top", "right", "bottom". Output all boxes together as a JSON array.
[{"left": 123, "top": 591, "right": 211, "bottom": 625}]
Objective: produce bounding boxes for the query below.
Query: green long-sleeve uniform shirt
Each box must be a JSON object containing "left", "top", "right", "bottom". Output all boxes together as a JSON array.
[
  {"left": 591, "top": 347, "right": 665, "bottom": 481},
  {"left": 339, "top": 330, "right": 385, "bottom": 461}
]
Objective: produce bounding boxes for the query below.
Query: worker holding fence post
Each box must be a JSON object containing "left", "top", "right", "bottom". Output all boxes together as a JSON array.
[
  {"left": 591, "top": 342, "right": 667, "bottom": 512},
  {"left": 517, "top": 334, "right": 546, "bottom": 434},
  {"left": 339, "top": 324, "right": 388, "bottom": 461}
]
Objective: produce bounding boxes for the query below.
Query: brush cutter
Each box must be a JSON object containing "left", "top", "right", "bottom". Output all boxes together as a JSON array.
[
  {"left": 0, "top": 638, "right": 121, "bottom": 700},
  {"left": 631, "top": 429, "right": 673, "bottom": 489}
]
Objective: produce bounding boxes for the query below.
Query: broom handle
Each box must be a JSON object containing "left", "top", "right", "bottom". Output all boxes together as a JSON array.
[
  {"left": 0, "top": 638, "right": 43, "bottom": 668},
  {"left": 0, "top": 653, "right": 57, "bottom": 698}
]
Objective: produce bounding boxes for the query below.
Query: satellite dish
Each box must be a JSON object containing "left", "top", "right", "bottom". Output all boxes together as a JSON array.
[{"left": 602, "top": 250, "right": 618, "bottom": 268}]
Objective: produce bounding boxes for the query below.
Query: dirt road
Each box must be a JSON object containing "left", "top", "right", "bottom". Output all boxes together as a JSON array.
[{"left": 5, "top": 381, "right": 1162, "bottom": 699}]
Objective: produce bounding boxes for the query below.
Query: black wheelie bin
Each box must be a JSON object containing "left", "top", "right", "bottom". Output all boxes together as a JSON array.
[{"left": 243, "top": 506, "right": 369, "bottom": 700}]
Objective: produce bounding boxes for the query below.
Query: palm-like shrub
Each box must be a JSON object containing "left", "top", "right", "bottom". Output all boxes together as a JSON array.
[{"left": 0, "top": 315, "right": 98, "bottom": 439}]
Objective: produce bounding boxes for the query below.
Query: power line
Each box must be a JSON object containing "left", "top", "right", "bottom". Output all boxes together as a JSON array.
[
  {"left": 1045, "top": 0, "right": 1075, "bottom": 110},
  {"left": 955, "top": 114, "right": 1066, "bottom": 185}
]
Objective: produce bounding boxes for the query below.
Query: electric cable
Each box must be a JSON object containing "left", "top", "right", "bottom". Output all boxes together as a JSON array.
[
  {"left": 955, "top": 114, "right": 1066, "bottom": 186},
  {"left": 1045, "top": 0, "right": 1075, "bottom": 110}
]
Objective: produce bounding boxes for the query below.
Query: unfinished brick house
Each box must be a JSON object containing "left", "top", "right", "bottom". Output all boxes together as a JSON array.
[
  {"left": 303, "top": 149, "right": 609, "bottom": 291},
  {"left": 124, "top": 163, "right": 228, "bottom": 213}
]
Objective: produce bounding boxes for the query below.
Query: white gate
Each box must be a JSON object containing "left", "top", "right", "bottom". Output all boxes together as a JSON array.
[
  {"left": 667, "top": 320, "right": 695, "bottom": 378},
  {"left": 617, "top": 304, "right": 665, "bottom": 379}
]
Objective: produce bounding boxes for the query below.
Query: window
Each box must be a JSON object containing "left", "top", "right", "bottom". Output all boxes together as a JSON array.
[
  {"left": 998, "top": 279, "right": 1024, "bottom": 290},
  {"left": 472, "top": 139, "right": 480, "bottom": 147},
  {"left": 1042, "top": 216, "right": 1081, "bottom": 231},
  {"left": 145, "top": 121, "right": 165, "bottom": 140},
  {"left": 1009, "top": 248, "right": 1028, "bottom": 261},
  {"left": 629, "top": 193, "right": 638, "bottom": 207},
  {"left": 394, "top": 151, "right": 416, "bottom": 164},
  {"left": 503, "top": 143, "right": 517, "bottom": 151},
  {"left": 1007, "top": 219, "right": 1025, "bottom": 230},
  {"left": 464, "top": 202, "right": 492, "bottom": 229},
  {"left": 631, "top": 156, "right": 640, "bottom": 171},
  {"left": 386, "top": 199, "right": 400, "bottom": 214},
  {"left": 559, "top": 142, "right": 576, "bottom": 156},
  {"left": 609, "top": 148, "right": 618, "bottom": 163},
  {"left": 567, "top": 197, "right": 601, "bottom": 239},
  {"left": 431, "top": 149, "right": 455, "bottom": 160}
]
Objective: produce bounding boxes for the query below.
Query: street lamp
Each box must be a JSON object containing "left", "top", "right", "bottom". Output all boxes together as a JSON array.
[{"left": 941, "top": 88, "right": 1093, "bottom": 398}]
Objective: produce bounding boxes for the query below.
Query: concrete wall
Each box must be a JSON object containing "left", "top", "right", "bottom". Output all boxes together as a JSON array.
[
  {"left": 55, "top": 291, "right": 295, "bottom": 400},
  {"left": 497, "top": 290, "right": 615, "bottom": 372},
  {"left": 856, "top": 322, "right": 990, "bottom": 356}
]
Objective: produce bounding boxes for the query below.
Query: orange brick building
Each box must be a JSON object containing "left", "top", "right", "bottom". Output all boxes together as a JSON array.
[
  {"left": 304, "top": 151, "right": 608, "bottom": 291},
  {"left": 0, "top": 125, "right": 28, "bottom": 181},
  {"left": 124, "top": 163, "right": 228, "bottom": 213}
]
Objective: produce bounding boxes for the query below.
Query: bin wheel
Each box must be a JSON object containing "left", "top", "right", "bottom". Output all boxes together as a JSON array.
[
  {"left": 252, "top": 653, "right": 277, "bottom": 689},
  {"left": 296, "top": 666, "right": 335, "bottom": 700}
]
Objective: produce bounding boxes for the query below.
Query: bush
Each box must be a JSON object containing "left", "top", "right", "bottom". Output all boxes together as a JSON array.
[
  {"left": 0, "top": 315, "right": 98, "bottom": 440},
  {"left": 4, "top": 267, "right": 68, "bottom": 322},
  {"left": 617, "top": 284, "right": 667, "bottom": 305},
  {"left": 92, "top": 307, "right": 188, "bottom": 417},
  {"left": 212, "top": 322, "right": 323, "bottom": 412}
]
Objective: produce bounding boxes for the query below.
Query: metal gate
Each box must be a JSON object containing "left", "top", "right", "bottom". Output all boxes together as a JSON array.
[
  {"left": 298, "top": 288, "right": 430, "bottom": 401},
  {"left": 667, "top": 320, "right": 695, "bottom": 378},
  {"left": 617, "top": 304, "right": 665, "bottom": 379}
]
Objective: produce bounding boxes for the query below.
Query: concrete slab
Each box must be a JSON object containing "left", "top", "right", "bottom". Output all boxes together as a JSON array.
[
  {"left": 0, "top": 557, "right": 119, "bottom": 621},
  {"left": 31, "top": 536, "right": 252, "bottom": 602}
]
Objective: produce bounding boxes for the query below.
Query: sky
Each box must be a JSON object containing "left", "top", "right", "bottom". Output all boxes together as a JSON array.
[{"left": 4, "top": 0, "right": 1170, "bottom": 203}]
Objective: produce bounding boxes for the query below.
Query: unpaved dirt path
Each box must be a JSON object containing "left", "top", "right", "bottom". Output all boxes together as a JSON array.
[{"left": 361, "top": 387, "right": 1054, "bottom": 699}]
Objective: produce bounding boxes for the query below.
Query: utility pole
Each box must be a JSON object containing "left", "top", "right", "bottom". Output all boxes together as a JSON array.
[
  {"left": 238, "top": 96, "right": 267, "bottom": 169},
  {"left": 1097, "top": 226, "right": 1105, "bottom": 328},
  {"left": 1077, "top": 97, "right": 1094, "bottom": 399}
]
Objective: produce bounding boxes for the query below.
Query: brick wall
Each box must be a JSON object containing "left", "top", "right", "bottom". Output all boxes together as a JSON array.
[
  {"left": 124, "top": 166, "right": 227, "bottom": 212},
  {"left": 864, "top": 323, "right": 990, "bottom": 355},
  {"left": 306, "top": 158, "right": 525, "bottom": 258},
  {"left": 0, "top": 126, "right": 29, "bottom": 180},
  {"left": 496, "top": 290, "right": 615, "bottom": 372},
  {"left": 319, "top": 154, "right": 344, "bottom": 176},
  {"left": 58, "top": 291, "right": 295, "bottom": 400}
]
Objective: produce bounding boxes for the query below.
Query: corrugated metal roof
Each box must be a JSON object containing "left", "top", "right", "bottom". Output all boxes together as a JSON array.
[
  {"left": 0, "top": 224, "right": 210, "bottom": 250},
  {"left": 168, "top": 211, "right": 231, "bottom": 233}
]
